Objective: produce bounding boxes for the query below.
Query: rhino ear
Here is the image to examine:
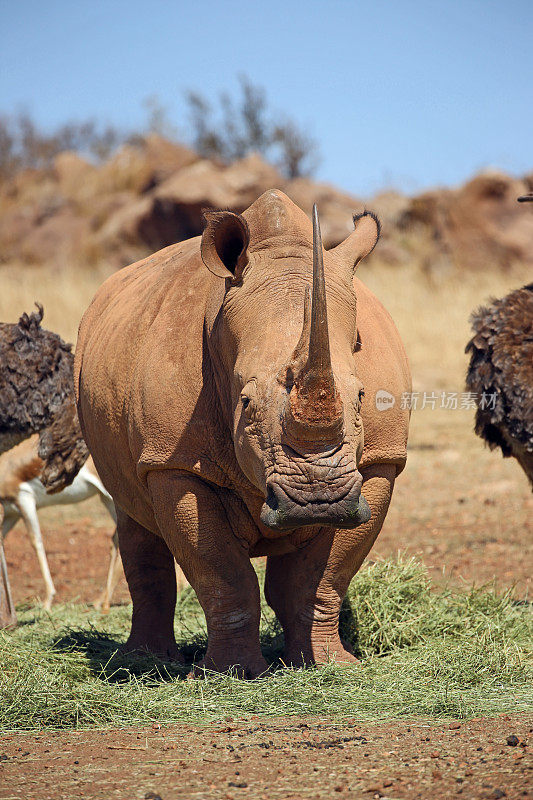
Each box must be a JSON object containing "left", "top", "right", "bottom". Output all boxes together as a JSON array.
[
  {"left": 330, "top": 210, "right": 381, "bottom": 273},
  {"left": 201, "top": 211, "right": 250, "bottom": 280}
]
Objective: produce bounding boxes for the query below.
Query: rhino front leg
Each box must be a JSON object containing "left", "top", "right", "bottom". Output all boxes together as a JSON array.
[
  {"left": 265, "top": 464, "right": 396, "bottom": 667},
  {"left": 117, "top": 508, "right": 183, "bottom": 661},
  {"left": 148, "top": 471, "right": 268, "bottom": 679}
]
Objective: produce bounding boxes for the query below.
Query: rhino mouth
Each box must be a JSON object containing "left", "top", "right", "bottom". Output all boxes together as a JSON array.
[{"left": 259, "top": 476, "right": 371, "bottom": 532}]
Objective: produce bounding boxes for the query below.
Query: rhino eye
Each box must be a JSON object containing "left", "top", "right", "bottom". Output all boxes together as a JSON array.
[{"left": 240, "top": 380, "right": 257, "bottom": 419}]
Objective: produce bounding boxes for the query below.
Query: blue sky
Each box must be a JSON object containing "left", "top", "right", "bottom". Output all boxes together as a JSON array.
[{"left": 1, "top": 0, "right": 531, "bottom": 195}]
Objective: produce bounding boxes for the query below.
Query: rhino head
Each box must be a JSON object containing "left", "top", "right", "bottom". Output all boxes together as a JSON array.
[{"left": 201, "top": 190, "right": 380, "bottom": 533}]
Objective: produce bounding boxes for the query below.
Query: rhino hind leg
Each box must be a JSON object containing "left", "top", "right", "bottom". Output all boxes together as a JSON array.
[
  {"left": 116, "top": 508, "right": 183, "bottom": 662},
  {"left": 265, "top": 464, "right": 396, "bottom": 667},
  {"left": 148, "top": 471, "right": 268, "bottom": 679}
]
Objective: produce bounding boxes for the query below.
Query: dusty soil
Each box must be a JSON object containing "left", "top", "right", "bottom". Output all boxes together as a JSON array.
[
  {"left": 5, "top": 516, "right": 131, "bottom": 608},
  {"left": 0, "top": 715, "right": 531, "bottom": 800}
]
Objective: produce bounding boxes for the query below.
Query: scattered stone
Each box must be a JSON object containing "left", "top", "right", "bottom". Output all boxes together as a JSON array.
[
  {"left": 144, "top": 793, "right": 163, "bottom": 800},
  {"left": 228, "top": 782, "right": 248, "bottom": 789},
  {"left": 449, "top": 722, "right": 461, "bottom": 730},
  {"left": 492, "top": 790, "right": 506, "bottom": 799},
  {"left": 506, "top": 735, "right": 519, "bottom": 747}
]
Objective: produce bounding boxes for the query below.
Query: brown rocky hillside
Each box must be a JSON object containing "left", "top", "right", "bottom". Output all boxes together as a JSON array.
[{"left": 1, "top": 133, "right": 532, "bottom": 273}]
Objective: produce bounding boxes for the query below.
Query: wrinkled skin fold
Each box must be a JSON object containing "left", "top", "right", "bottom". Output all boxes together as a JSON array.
[
  {"left": 76, "top": 190, "right": 411, "bottom": 676},
  {"left": 260, "top": 443, "right": 371, "bottom": 531}
]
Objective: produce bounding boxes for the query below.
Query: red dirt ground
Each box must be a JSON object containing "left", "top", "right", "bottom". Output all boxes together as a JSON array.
[{"left": 0, "top": 715, "right": 531, "bottom": 799}]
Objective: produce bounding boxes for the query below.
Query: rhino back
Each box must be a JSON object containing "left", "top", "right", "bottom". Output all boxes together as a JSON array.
[{"left": 353, "top": 278, "right": 411, "bottom": 475}]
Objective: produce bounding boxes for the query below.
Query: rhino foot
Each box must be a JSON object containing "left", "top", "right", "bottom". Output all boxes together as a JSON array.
[
  {"left": 284, "top": 637, "right": 360, "bottom": 669},
  {"left": 189, "top": 651, "right": 269, "bottom": 680},
  {"left": 119, "top": 638, "right": 185, "bottom": 663}
]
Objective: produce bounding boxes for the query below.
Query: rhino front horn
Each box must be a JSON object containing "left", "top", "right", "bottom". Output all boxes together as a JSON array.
[{"left": 284, "top": 205, "right": 344, "bottom": 443}]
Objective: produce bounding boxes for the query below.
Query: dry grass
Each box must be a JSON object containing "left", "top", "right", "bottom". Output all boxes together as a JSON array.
[
  {"left": 359, "top": 260, "right": 531, "bottom": 388},
  {"left": 1, "top": 258, "right": 529, "bottom": 373},
  {"left": 0, "top": 261, "right": 115, "bottom": 344},
  {"left": 1, "top": 556, "right": 531, "bottom": 730}
]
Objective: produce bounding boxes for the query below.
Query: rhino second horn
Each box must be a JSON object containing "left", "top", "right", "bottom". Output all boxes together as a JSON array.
[{"left": 288, "top": 285, "right": 311, "bottom": 373}]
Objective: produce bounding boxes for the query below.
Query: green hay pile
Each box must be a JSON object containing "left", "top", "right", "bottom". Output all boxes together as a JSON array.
[{"left": 0, "top": 556, "right": 531, "bottom": 730}]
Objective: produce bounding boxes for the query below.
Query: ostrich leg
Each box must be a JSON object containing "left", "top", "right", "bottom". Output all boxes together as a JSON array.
[{"left": 0, "top": 509, "right": 16, "bottom": 628}]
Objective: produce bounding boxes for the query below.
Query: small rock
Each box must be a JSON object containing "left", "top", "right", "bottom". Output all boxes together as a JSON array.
[
  {"left": 449, "top": 722, "right": 461, "bottom": 730},
  {"left": 430, "top": 751, "right": 440, "bottom": 758},
  {"left": 506, "top": 735, "right": 519, "bottom": 747},
  {"left": 492, "top": 790, "right": 506, "bottom": 799},
  {"left": 145, "top": 794, "right": 163, "bottom": 800},
  {"left": 228, "top": 782, "right": 248, "bottom": 789}
]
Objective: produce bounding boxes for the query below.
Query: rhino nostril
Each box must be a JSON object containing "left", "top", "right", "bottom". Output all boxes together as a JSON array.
[{"left": 265, "top": 484, "right": 280, "bottom": 511}]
